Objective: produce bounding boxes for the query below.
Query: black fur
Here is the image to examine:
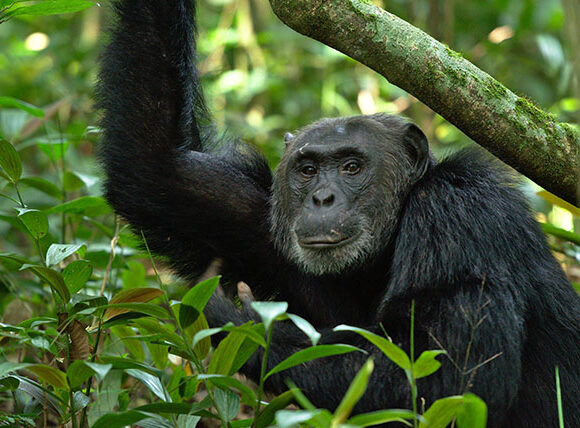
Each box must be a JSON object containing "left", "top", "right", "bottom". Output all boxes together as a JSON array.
[{"left": 97, "top": 1, "right": 580, "bottom": 427}]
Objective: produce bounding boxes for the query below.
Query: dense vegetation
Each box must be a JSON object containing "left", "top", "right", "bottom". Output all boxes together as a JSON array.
[{"left": 0, "top": 0, "right": 578, "bottom": 427}]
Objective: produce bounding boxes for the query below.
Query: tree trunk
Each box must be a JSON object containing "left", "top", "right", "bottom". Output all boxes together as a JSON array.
[{"left": 269, "top": 0, "right": 580, "bottom": 206}]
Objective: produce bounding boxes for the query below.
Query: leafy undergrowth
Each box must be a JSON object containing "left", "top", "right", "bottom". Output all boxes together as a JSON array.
[{"left": 0, "top": 101, "right": 488, "bottom": 427}]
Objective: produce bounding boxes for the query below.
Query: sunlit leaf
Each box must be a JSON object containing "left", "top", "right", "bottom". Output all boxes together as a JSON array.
[
  {"left": 347, "top": 409, "right": 416, "bottom": 426},
  {"left": 457, "top": 394, "right": 487, "bottom": 428},
  {"left": 45, "top": 196, "right": 112, "bottom": 217},
  {"left": 413, "top": 350, "right": 446, "bottom": 379},
  {"left": 333, "top": 358, "right": 374, "bottom": 424},
  {"left": 287, "top": 313, "right": 321, "bottom": 346},
  {"left": 335, "top": 324, "right": 411, "bottom": 370},
  {"left": 419, "top": 396, "right": 464, "bottom": 428},
  {"left": 126, "top": 369, "right": 169, "bottom": 402},
  {"left": 19, "top": 176, "right": 63, "bottom": 199},
  {"left": 46, "top": 243, "right": 85, "bottom": 266},
  {"left": 255, "top": 389, "right": 296, "bottom": 428},
  {"left": 265, "top": 344, "right": 361, "bottom": 380},
  {"left": 251, "top": 301, "right": 288, "bottom": 331},
  {"left": 104, "top": 288, "right": 164, "bottom": 320}
]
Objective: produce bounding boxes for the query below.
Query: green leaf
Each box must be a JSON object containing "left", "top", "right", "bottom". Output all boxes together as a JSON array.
[
  {"left": 102, "top": 303, "right": 169, "bottom": 321},
  {"left": 255, "top": 389, "right": 296, "bottom": 428},
  {"left": 104, "top": 288, "right": 164, "bottom": 320},
  {"left": 46, "top": 243, "right": 85, "bottom": 266},
  {"left": 197, "top": 374, "right": 257, "bottom": 406},
  {"left": 214, "top": 388, "right": 240, "bottom": 422},
  {"left": 20, "top": 264, "right": 70, "bottom": 302},
  {"left": 333, "top": 358, "right": 374, "bottom": 424},
  {"left": 251, "top": 301, "right": 288, "bottom": 331},
  {"left": 0, "top": 376, "right": 20, "bottom": 392},
  {"left": 45, "top": 196, "right": 111, "bottom": 217},
  {"left": 63, "top": 171, "right": 86, "bottom": 191},
  {"left": 19, "top": 176, "right": 63, "bottom": 199},
  {"left": 126, "top": 369, "right": 168, "bottom": 402},
  {"left": 17, "top": 208, "right": 48, "bottom": 239},
  {"left": 26, "top": 364, "right": 67, "bottom": 389},
  {"left": 37, "top": 138, "right": 69, "bottom": 161},
  {"left": 185, "top": 312, "right": 211, "bottom": 359},
  {"left": 419, "top": 396, "right": 464, "bottom": 428},
  {"left": 334, "top": 325, "right": 411, "bottom": 370},
  {"left": 275, "top": 410, "right": 330, "bottom": 428},
  {"left": 287, "top": 313, "right": 321, "bottom": 346},
  {"left": 265, "top": 344, "right": 361, "bottom": 380},
  {"left": 91, "top": 410, "right": 150, "bottom": 428},
  {"left": 347, "top": 409, "right": 416, "bottom": 426},
  {"left": 2, "top": 0, "right": 93, "bottom": 19},
  {"left": 209, "top": 329, "right": 250, "bottom": 376},
  {"left": 133, "top": 318, "right": 185, "bottom": 349},
  {"left": 62, "top": 260, "right": 93, "bottom": 294},
  {"left": 110, "top": 325, "right": 144, "bottom": 362},
  {"left": 413, "top": 350, "right": 446, "bottom": 379},
  {"left": 179, "top": 276, "right": 220, "bottom": 329},
  {"left": 456, "top": 394, "right": 487, "bottom": 428},
  {"left": 0, "top": 139, "right": 22, "bottom": 182},
  {"left": 67, "top": 361, "right": 112, "bottom": 390},
  {"left": 0, "top": 362, "right": 30, "bottom": 377},
  {"left": 0, "top": 96, "right": 44, "bottom": 117}
]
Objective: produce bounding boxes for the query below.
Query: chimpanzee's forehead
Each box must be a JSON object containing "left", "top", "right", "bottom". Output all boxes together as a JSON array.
[{"left": 293, "top": 117, "right": 399, "bottom": 150}]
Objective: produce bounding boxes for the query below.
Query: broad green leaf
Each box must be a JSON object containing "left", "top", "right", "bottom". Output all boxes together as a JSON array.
[
  {"left": 91, "top": 410, "right": 150, "bottom": 428},
  {"left": 265, "top": 344, "right": 361, "bottom": 380},
  {"left": 0, "top": 97, "right": 44, "bottom": 117},
  {"left": 125, "top": 369, "right": 168, "bottom": 402},
  {"left": 179, "top": 276, "right": 220, "bottom": 329},
  {"left": 147, "top": 341, "right": 168, "bottom": 369},
  {"left": 198, "top": 374, "right": 257, "bottom": 406},
  {"left": 46, "top": 243, "right": 85, "bottom": 266},
  {"left": 19, "top": 176, "right": 63, "bottom": 199},
  {"left": 0, "top": 139, "right": 22, "bottom": 182},
  {"left": 186, "top": 312, "right": 211, "bottom": 359},
  {"left": 27, "top": 364, "right": 67, "bottom": 389},
  {"left": 335, "top": 325, "right": 411, "bottom": 370},
  {"left": 45, "top": 196, "right": 111, "bottom": 217},
  {"left": 121, "top": 260, "right": 147, "bottom": 289},
  {"left": 72, "top": 391, "right": 90, "bottom": 411},
  {"left": 2, "top": 0, "right": 93, "bottom": 19},
  {"left": 20, "top": 264, "right": 70, "bottom": 302},
  {"left": 110, "top": 325, "right": 144, "bottom": 361},
  {"left": 0, "top": 376, "right": 20, "bottom": 392},
  {"left": 104, "top": 288, "right": 164, "bottom": 320},
  {"left": 67, "top": 360, "right": 95, "bottom": 389},
  {"left": 230, "top": 337, "right": 260, "bottom": 375},
  {"left": 133, "top": 318, "right": 185, "bottom": 349},
  {"left": 419, "top": 396, "right": 464, "bottom": 428},
  {"left": 63, "top": 171, "right": 86, "bottom": 191},
  {"left": 66, "top": 361, "right": 113, "bottom": 390},
  {"left": 0, "top": 362, "right": 30, "bottom": 377},
  {"left": 37, "top": 138, "right": 69, "bottom": 161},
  {"left": 251, "top": 301, "right": 288, "bottom": 331},
  {"left": 17, "top": 208, "right": 48, "bottom": 239},
  {"left": 208, "top": 329, "right": 249, "bottom": 376},
  {"left": 255, "top": 389, "right": 296, "bottom": 428},
  {"left": 287, "top": 313, "right": 321, "bottom": 346},
  {"left": 214, "top": 388, "right": 240, "bottom": 422},
  {"left": 103, "top": 303, "right": 169, "bottom": 321},
  {"left": 456, "top": 394, "right": 487, "bottom": 428},
  {"left": 62, "top": 260, "right": 93, "bottom": 294},
  {"left": 333, "top": 358, "right": 374, "bottom": 424},
  {"left": 413, "top": 350, "right": 446, "bottom": 379},
  {"left": 347, "top": 409, "right": 416, "bottom": 426}
]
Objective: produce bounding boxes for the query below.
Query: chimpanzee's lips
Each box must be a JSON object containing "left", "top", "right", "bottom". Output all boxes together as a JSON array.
[{"left": 298, "top": 232, "right": 360, "bottom": 249}]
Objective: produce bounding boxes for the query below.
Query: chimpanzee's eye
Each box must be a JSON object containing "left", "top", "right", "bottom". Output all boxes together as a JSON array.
[
  {"left": 342, "top": 160, "right": 361, "bottom": 175},
  {"left": 301, "top": 164, "right": 318, "bottom": 178}
]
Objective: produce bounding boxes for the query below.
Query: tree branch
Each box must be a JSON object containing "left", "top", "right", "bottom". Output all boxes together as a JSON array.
[{"left": 269, "top": 0, "right": 580, "bottom": 205}]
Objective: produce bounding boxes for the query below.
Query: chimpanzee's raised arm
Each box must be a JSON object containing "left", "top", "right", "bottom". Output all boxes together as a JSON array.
[{"left": 96, "top": 0, "right": 275, "bottom": 282}]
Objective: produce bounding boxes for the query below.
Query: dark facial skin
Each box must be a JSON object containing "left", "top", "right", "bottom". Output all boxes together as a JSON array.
[{"left": 271, "top": 114, "right": 430, "bottom": 276}]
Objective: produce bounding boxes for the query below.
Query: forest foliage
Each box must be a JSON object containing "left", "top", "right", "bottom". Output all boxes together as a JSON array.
[{"left": 0, "top": 0, "right": 579, "bottom": 427}]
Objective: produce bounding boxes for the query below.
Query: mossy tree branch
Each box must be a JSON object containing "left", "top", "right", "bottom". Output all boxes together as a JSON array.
[{"left": 269, "top": 0, "right": 580, "bottom": 206}]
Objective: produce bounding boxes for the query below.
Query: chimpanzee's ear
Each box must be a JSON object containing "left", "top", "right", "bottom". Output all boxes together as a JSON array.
[
  {"left": 284, "top": 132, "right": 295, "bottom": 149},
  {"left": 403, "top": 123, "right": 430, "bottom": 182}
]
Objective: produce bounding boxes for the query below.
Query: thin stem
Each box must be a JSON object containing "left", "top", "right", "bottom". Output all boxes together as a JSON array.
[
  {"left": 555, "top": 366, "right": 565, "bottom": 428},
  {"left": 99, "top": 217, "right": 120, "bottom": 296},
  {"left": 13, "top": 182, "right": 25, "bottom": 207},
  {"left": 253, "top": 326, "right": 274, "bottom": 427},
  {"left": 410, "top": 300, "right": 418, "bottom": 428}
]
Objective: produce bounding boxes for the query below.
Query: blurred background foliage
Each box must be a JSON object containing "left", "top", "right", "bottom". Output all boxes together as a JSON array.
[{"left": 0, "top": 0, "right": 579, "bottom": 424}]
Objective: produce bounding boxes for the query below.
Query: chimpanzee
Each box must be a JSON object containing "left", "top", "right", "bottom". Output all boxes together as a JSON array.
[{"left": 96, "top": 0, "right": 580, "bottom": 426}]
